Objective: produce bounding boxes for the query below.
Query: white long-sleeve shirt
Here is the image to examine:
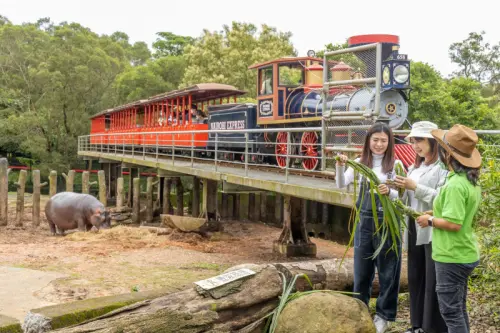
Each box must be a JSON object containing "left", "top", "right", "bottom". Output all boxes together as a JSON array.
[{"left": 336, "top": 153, "right": 402, "bottom": 200}]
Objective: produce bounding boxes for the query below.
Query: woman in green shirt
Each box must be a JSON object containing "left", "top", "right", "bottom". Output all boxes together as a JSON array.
[{"left": 416, "top": 124, "right": 482, "bottom": 333}]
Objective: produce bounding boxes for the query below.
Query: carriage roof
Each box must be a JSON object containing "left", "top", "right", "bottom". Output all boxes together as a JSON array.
[{"left": 91, "top": 83, "right": 246, "bottom": 119}]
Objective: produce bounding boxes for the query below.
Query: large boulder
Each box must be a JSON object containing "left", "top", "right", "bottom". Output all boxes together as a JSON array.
[{"left": 274, "top": 292, "right": 375, "bottom": 333}]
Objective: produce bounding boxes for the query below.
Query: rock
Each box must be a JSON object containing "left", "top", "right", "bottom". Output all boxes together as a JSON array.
[{"left": 274, "top": 292, "right": 375, "bottom": 333}]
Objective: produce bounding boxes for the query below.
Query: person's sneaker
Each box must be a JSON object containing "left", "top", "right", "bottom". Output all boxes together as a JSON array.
[{"left": 373, "top": 314, "right": 389, "bottom": 333}]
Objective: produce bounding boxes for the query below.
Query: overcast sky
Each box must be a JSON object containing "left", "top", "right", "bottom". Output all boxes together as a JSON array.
[{"left": 2, "top": 0, "right": 499, "bottom": 77}]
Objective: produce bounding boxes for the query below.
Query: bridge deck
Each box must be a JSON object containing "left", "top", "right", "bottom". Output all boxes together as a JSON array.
[{"left": 78, "top": 151, "right": 354, "bottom": 207}]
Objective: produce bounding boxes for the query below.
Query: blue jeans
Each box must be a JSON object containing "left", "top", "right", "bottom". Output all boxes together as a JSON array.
[
  {"left": 435, "top": 261, "right": 479, "bottom": 333},
  {"left": 354, "top": 211, "right": 402, "bottom": 321}
]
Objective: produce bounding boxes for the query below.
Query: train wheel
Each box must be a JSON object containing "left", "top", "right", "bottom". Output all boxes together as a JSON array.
[
  {"left": 300, "top": 132, "right": 319, "bottom": 170},
  {"left": 275, "top": 132, "right": 289, "bottom": 168}
]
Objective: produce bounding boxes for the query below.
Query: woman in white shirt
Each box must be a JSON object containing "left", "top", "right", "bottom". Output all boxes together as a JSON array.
[
  {"left": 394, "top": 121, "right": 448, "bottom": 333},
  {"left": 337, "top": 122, "right": 403, "bottom": 333}
]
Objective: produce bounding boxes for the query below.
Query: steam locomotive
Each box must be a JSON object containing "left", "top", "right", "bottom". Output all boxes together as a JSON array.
[{"left": 89, "top": 34, "right": 414, "bottom": 170}]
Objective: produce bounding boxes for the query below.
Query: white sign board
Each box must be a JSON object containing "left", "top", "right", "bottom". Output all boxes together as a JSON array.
[{"left": 194, "top": 268, "right": 256, "bottom": 291}]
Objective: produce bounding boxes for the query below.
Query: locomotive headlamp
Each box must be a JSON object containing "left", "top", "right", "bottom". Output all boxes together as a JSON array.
[
  {"left": 394, "top": 65, "right": 409, "bottom": 84},
  {"left": 381, "top": 54, "right": 410, "bottom": 89}
]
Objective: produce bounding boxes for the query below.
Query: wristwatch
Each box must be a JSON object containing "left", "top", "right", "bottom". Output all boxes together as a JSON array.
[{"left": 428, "top": 216, "right": 435, "bottom": 227}]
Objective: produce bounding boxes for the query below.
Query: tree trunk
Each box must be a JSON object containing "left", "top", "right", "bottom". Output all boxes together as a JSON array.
[
  {"left": 32, "top": 170, "right": 47, "bottom": 227},
  {"left": 51, "top": 258, "right": 408, "bottom": 333},
  {"left": 15, "top": 170, "right": 27, "bottom": 227},
  {"left": 62, "top": 170, "right": 75, "bottom": 192}
]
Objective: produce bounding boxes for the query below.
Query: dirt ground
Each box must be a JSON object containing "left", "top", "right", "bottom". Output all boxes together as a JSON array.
[{"left": 0, "top": 194, "right": 353, "bottom": 306}]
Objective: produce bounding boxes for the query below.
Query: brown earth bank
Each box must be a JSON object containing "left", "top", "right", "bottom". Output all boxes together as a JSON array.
[{"left": 0, "top": 194, "right": 353, "bottom": 305}]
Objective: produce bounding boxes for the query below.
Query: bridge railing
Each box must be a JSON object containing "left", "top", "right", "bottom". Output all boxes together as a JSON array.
[
  {"left": 78, "top": 128, "right": 500, "bottom": 183},
  {"left": 79, "top": 127, "right": 329, "bottom": 183}
]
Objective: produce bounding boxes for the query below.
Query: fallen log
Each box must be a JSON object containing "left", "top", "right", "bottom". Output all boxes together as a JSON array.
[{"left": 31, "top": 258, "right": 407, "bottom": 333}]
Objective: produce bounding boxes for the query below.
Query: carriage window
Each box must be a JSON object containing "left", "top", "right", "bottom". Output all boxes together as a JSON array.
[
  {"left": 279, "top": 65, "right": 303, "bottom": 86},
  {"left": 259, "top": 67, "right": 273, "bottom": 96},
  {"left": 105, "top": 115, "right": 110, "bottom": 130},
  {"left": 136, "top": 107, "right": 144, "bottom": 127}
]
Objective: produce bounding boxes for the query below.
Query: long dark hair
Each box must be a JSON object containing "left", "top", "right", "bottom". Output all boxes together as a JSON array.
[
  {"left": 360, "top": 122, "right": 395, "bottom": 174},
  {"left": 438, "top": 146, "right": 480, "bottom": 186},
  {"left": 413, "top": 137, "right": 439, "bottom": 168}
]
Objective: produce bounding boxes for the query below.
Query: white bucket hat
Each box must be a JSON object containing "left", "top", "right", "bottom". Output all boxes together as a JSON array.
[{"left": 405, "top": 121, "right": 438, "bottom": 141}]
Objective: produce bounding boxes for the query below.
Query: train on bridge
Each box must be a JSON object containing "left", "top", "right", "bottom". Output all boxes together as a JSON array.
[{"left": 88, "top": 34, "right": 415, "bottom": 170}]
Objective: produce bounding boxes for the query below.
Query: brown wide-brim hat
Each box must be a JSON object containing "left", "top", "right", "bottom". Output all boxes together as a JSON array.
[{"left": 431, "top": 124, "right": 482, "bottom": 169}]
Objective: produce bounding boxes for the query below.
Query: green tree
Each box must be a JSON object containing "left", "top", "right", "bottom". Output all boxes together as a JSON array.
[
  {"left": 152, "top": 32, "right": 194, "bottom": 57},
  {"left": 113, "top": 56, "right": 186, "bottom": 102},
  {"left": 408, "top": 61, "right": 500, "bottom": 130},
  {"left": 0, "top": 19, "right": 130, "bottom": 172},
  {"left": 181, "top": 22, "right": 295, "bottom": 97},
  {"left": 449, "top": 31, "right": 499, "bottom": 89},
  {"left": 316, "top": 41, "right": 366, "bottom": 74}
]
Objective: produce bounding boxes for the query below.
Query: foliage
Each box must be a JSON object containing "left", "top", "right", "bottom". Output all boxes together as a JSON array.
[
  {"left": 468, "top": 145, "right": 500, "bottom": 326},
  {"left": 181, "top": 22, "right": 296, "bottom": 98},
  {"left": 0, "top": 17, "right": 130, "bottom": 173},
  {"left": 113, "top": 56, "right": 187, "bottom": 102},
  {"left": 152, "top": 32, "right": 194, "bottom": 57},
  {"left": 475, "top": 145, "right": 500, "bottom": 226},
  {"left": 337, "top": 157, "right": 405, "bottom": 261},
  {"left": 408, "top": 61, "right": 500, "bottom": 131},
  {"left": 449, "top": 31, "right": 500, "bottom": 90},
  {"left": 316, "top": 41, "right": 366, "bottom": 73}
]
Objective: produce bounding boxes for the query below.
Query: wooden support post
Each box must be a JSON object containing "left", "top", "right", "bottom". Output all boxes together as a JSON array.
[
  {"left": 273, "top": 195, "right": 317, "bottom": 257},
  {"left": 128, "top": 168, "right": 139, "bottom": 207},
  {"left": 163, "top": 178, "right": 173, "bottom": 214},
  {"left": 260, "top": 192, "right": 267, "bottom": 222},
  {"left": 221, "top": 193, "right": 228, "bottom": 219},
  {"left": 192, "top": 177, "right": 200, "bottom": 218},
  {"left": 322, "top": 203, "right": 329, "bottom": 225},
  {"left": 159, "top": 177, "right": 165, "bottom": 209},
  {"left": 0, "top": 158, "right": 8, "bottom": 226},
  {"left": 301, "top": 199, "right": 308, "bottom": 226},
  {"left": 98, "top": 170, "right": 106, "bottom": 206},
  {"left": 62, "top": 170, "right": 75, "bottom": 192},
  {"left": 116, "top": 177, "right": 124, "bottom": 209},
  {"left": 15, "top": 170, "right": 27, "bottom": 227},
  {"left": 310, "top": 201, "right": 318, "bottom": 224},
  {"left": 174, "top": 177, "right": 184, "bottom": 216},
  {"left": 248, "top": 193, "right": 256, "bottom": 221},
  {"left": 82, "top": 171, "right": 97, "bottom": 194},
  {"left": 233, "top": 194, "right": 240, "bottom": 220},
  {"left": 202, "top": 179, "right": 217, "bottom": 221},
  {"left": 274, "top": 193, "right": 283, "bottom": 226},
  {"left": 49, "top": 170, "right": 57, "bottom": 197},
  {"left": 32, "top": 170, "right": 47, "bottom": 227},
  {"left": 146, "top": 177, "right": 154, "bottom": 223},
  {"left": 132, "top": 178, "right": 140, "bottom": 223}
]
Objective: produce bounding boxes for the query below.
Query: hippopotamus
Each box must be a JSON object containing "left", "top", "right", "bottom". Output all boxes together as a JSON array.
[{"left": 45, "top": 192, "right": 111, "bottom": 236}]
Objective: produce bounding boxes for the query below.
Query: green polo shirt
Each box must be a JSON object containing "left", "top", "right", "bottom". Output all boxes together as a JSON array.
[{"left": 432, "top": 172, "right": 481, "bottom": 263}]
